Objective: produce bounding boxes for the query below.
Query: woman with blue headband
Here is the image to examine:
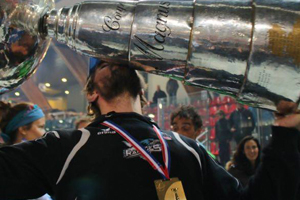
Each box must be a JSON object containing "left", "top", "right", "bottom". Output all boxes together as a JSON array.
[
  {"left": 0, "top": 101, "right": 52, "bottom": 200},
  {"left": 0, "top": 101, "right": 45, "bottom": 145}
]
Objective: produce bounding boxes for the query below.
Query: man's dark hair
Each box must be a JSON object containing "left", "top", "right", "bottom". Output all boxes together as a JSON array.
[
  {"left": 170, "top": 105, "right": 203, "bottom": 130},
  {"left": 85, "top": 62, "right": 146, "bottom": 119}
]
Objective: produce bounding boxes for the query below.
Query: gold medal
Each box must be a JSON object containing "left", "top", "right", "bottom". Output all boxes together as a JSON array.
[{"left": 154, "top": 178, "right": 187, "bottom": 200}]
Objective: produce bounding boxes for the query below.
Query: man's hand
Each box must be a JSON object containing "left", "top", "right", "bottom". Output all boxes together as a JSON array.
[
  {"left": 274, "top": 113, "right": 300, "bottom": 131},
  {"left": 276, "top": 100, "right": 298, "bottom": 115}
]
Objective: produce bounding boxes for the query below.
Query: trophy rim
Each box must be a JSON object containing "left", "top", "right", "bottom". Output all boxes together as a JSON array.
[{"left": 0, "top": 0, "right": 55, "bottom": 95}]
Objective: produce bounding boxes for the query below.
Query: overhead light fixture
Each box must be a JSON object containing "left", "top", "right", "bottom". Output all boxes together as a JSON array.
[
  {"left": 148, "top": 114, "right": 155, "bottom": 118},
  {"left": 65, "top": 90, "right": 70, "bottom": 95},
  {"left": 159, "top": 103, "right": 163, "bottom": 109},
  {"left": 14, "top": 92, "right": 20, "bottom": 96},
  {"left": 45, "top": 83, "right": 51, "bottom": 87},
  {"left": 61, "top": 78, "right": 67, "bottom": 82}
]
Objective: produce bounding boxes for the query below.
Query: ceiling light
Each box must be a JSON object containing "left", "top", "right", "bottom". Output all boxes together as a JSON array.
[
  {"left": 14, "top": 92, "right": 20, "bottom": 96},
  {"left": 45, "top": 83, "right": 51, "bottom": 87},
  {"left": 159, "top": 103, "right": 163, "bottom": 109},
  {"left": 61, "top": 78, "right": 67, "bottom": 82},
  {"left": 65, "top": 90, "right": 70, "bottom": 95},
  {"left": 148, "top": 114, "right": 155, "bottom": 118}
]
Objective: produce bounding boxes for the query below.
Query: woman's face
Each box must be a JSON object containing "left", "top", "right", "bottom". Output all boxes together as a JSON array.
[
  {"left": 23, "top": 117, "right": 46, "bottom": 141},
  {"left": 244, "top": 140, "right": 259, "bottom": 162}
]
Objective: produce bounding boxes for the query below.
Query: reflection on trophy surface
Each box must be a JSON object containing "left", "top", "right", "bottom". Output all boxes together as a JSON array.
[{"left": 0, "top": 0, "right": 300, "bottom": 113}]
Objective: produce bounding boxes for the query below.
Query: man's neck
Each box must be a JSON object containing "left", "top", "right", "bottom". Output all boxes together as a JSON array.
[{"left": 98, "top": 93, "right": 142, "bottom": 115}]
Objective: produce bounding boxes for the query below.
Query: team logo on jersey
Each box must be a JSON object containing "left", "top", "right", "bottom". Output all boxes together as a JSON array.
[
  {"left": 97, "top": 127, "right": 116, "bottom": 135},
  {"left": 123, "top": 139, "right": 162, "bottom": 159}
]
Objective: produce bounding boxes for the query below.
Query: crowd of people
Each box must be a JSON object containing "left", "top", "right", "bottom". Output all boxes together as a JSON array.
[{"left": 0, "top": 59, "right": 299, "bottom": 199}]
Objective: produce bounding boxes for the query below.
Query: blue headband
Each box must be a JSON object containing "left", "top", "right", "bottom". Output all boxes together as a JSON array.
[
  {"left": 3, "top": 104, "right": 45, "bottom": 135},
  {"left": 89, "top": 57, "right": 101, "bottom": 76}
]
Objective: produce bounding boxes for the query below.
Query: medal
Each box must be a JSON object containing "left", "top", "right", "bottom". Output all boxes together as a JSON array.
[
  {"left": 102, "top": 120, "right": 187, "bottom": 200},
  {"left": 155, "top": 178, "right": 187, "bottom": 200}
]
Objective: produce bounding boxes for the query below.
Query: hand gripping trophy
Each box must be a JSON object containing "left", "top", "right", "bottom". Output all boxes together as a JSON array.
[{"left": 0, "top": 0, "right": 300, "bottom": 113}]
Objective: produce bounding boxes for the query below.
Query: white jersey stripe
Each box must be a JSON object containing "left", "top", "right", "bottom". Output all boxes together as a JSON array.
[
  {"left": 56, "top": 128, "right": 91, "bottom": 184},
  {"left": 172, "top": 131, "right": 202, "bottom": 170},
  {"left": 52, "top": 131, "right": 60, "bottom": 139}
]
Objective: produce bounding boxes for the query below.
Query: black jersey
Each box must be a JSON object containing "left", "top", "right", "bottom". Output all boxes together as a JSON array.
[{"left": 0, "top": 112, "right": 299, "bottom": 200}]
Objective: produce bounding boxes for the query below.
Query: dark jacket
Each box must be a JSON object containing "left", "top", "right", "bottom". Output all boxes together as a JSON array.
[
  {"left": 215, "top": 118, "right": 232, "bottom": 143},
  {"left": 228, "top": 163, "right": 256, "bottom": 187},
  {"left": 229, "top": 108, "right": 256, "bottom": 140},
  {"left": 166, "top": 79, "right": 179, "bottom": 96},
  {"left": 152, "top": 90, "right": 167, "bottom": 104},
  {"left": 0, "top": 112, "right": 299, "bottom": 200}
]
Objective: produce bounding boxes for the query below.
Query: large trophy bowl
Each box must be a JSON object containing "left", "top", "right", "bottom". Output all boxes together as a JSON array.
[{"left": 0, "top": 0, "right": 54, "bottom": 94}]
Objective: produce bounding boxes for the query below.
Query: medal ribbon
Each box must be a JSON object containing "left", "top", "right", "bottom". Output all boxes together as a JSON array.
[{"left": 102, "top": 120, "right": 171, "bottom": 180}]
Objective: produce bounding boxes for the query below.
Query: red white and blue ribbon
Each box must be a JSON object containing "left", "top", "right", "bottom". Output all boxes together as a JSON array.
[{"left": 102, "top": 120, "right": 171, "bottom": 180}]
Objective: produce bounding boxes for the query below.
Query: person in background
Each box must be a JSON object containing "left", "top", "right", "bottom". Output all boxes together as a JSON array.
[
  {"left": 170, "top": 105, "right": 202, "bottom": 140},
  {"left": 166, "top": 78, "right": 179, "bottom": 105},
  {"left": 75, "top": 117, "right": 91, "bottom": 129},
  {"left": 0, "top": 101, "right": 46, "bottom": 145},
  {"left": 226, "top": 136, "right": 261, "bottom": 187},
  {"left": 0, "top": 101, "right": 52, "bottom": 200},
  {"left": 152, "top": 85, "right": 167, "bottom": 105},
  {"left": 170, "top": 105, "right": 217, "bottom": 160},
  {"left": 215, "top": 110, "right": 232, "bottom": 167},
  {"left": 229, "top": 103, "right": 256, "bottom": 144}
]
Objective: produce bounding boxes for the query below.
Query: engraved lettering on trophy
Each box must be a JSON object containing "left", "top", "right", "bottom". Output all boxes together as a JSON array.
[
  {"left": 154, "top": 2, "right": 171, "bottom": 44},
  {"left": 257, "top": 65, "right": 271, "bottom": 88},
  {"left": 133, "top": 1, "right": 171, "bottom": 60},
  {"left": 102, "top": 3, "right": 126, "bottom": 32},
  {"left": 171, "top": 188, "right": 180, "bottom": 200},
  {"left": 133, "top": 35, "right": 163, "bottom": 60}
]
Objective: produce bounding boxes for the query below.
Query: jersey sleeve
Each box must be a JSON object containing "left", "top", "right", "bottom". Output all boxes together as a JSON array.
[
  {"left": 0, "top": 130, "right": 81, "bottom": 199},
  {"left": 196, "top": 126, "right": 300, "bottom": 200}
]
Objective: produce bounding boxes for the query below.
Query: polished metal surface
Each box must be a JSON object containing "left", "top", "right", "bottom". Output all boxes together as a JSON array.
[
  {"left": 46, "top": 1, "right": 136, "bottom": 61},
  {"left": 187, "top": 0, "right": 253, "bottom": 98},
  {"left": 1, "top": 0, "right": 300, "bottom": 112},
  {"left": 0, "top": 0, "right": 54, "bottom": 94},
  {"left": 239, "top": 0, "right": 300, "bottom": 111},
  {"left": 129, "top": 0, "right": 193, "bottom": 79}
]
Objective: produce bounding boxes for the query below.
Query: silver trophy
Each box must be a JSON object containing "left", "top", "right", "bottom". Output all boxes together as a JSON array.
[{"left": 1, "top": 0, "right": 300, "bottom": 113}]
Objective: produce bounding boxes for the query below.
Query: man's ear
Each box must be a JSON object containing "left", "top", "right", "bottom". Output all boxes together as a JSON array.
[{"left": 86, "top": 91, "right": 99, "bottom": 103}]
